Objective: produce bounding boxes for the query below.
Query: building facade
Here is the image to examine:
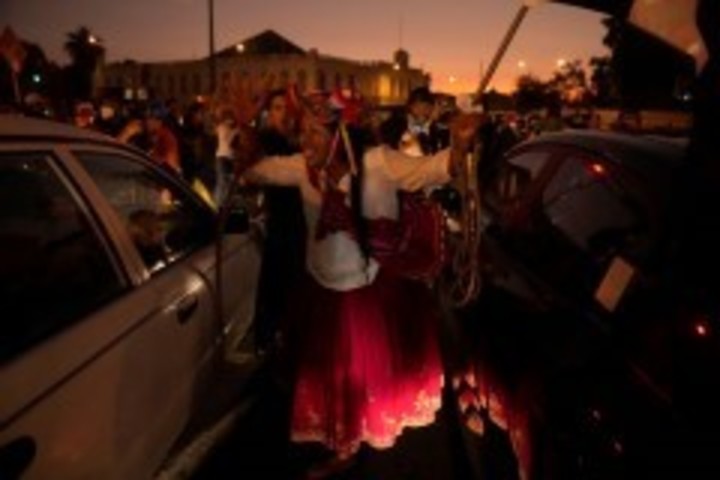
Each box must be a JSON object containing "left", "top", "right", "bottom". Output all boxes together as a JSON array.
[{"left": 101, "top": 30, "right": 428, "bottom": 106}]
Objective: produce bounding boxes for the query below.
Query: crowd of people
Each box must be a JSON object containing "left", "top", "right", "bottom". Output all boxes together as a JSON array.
[
  {"left": 2, "top": 82, "right": 533, "bottom": 477},
  {"left": 217, "top": 85, "right": 480, "bottom": 477}
]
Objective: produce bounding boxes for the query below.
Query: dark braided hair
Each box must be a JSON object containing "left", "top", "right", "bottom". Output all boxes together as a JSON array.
[{"left": 345, "top": 124, "right": 378, "bottom": 266}]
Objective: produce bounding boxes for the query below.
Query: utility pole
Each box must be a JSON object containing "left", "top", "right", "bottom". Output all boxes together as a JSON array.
[{"left": 208, "top": 0, "right": 216, "bottom": 93}]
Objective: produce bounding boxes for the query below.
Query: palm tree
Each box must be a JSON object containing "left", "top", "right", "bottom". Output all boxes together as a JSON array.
[{"left": 64, "top": 26, "right": 105, "bottom": 101}]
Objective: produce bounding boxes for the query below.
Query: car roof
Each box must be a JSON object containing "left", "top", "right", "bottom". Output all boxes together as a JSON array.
[
  {"left": 516, "top": 130, "right": 687, "bottom": 173},
  {"left": 0, "top": 114, "right": 120, "bottom": 147}
]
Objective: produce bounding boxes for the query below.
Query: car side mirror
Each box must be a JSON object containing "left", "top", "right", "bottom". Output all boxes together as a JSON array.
[{"left": 223, "top": 207, "right": 249, "bottom": 234}]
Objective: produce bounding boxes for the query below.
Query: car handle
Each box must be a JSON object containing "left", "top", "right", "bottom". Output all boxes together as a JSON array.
[
  {"left": 0, "top": 436, "right": 36, "bottom": 479},
  {"left": 175, "top": 294, "right": 200, "bottom": 324}
]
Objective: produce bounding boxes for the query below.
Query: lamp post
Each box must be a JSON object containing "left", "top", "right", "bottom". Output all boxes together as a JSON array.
[{"left": 208, "top": 0, "right": 216, "bottom": 93}]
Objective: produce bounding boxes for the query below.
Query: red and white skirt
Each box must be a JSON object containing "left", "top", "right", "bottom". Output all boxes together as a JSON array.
[{"left": 288, "top": 271, "right": 444, "bottom": 459}]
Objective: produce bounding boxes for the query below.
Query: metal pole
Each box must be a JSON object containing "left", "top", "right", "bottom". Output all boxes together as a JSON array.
[
  {"left": 208, "top": 0, "right": 216, "bottom": 93},
  {"left": 11, "top": 71, "right": 21, "bottom": 105},
  {"left": 474, "top": 5, "right": 530, "bottom": 103}
]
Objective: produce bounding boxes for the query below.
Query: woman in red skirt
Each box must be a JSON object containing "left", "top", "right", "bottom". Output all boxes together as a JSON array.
[{"left": 222, "top": 110, "right": 478, "bottom": 474}]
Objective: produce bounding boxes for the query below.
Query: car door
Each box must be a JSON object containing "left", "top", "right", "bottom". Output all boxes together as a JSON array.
[
  {"left": 0, "top": 145, "right": 174, "bottom": 480},
  {"left": 70, "top": 144, "right": 261, "bottom": 362},
  {"left": 0, "top": 141, "right": 220, "bottom": 480}
]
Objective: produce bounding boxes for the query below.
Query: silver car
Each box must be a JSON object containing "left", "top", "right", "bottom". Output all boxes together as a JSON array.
[{"left": 0, "top": 115, "right": 261, "bottom": 479}]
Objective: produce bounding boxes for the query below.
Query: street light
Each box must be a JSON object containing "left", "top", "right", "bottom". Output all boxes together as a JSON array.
[
  {"left": 208, "top": 0, "right": 216, "bottom": 92},
  {"left": 236, "top": 43, "right": 245, "bottom": 53},
  {"left": 88, "top": 34, "right": 98, "bottom": 45},
  {"left": 517, "top": 60, "right": 527, "bottom": 70},
  {"left": 556, "top": 58, "right": 567, "bottom": 68}
]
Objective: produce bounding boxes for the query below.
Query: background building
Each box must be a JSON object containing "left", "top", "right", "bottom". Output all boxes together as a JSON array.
[{"left": 101, "top": 30, "right": 428, "bottom": 106}]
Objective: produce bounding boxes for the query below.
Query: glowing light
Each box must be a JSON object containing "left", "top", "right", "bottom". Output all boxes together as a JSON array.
[
  {"left": 236, "top": 43, "right": 245, "bottom": 53},
  {"left": 517, "top": 60, "right": 527, "bottom": 69},
  {"left": 589, "top": 162, "right": 606, "bottom": 176},
  {"left": 449, "top": 75, "right": 458, "bottom": 84},
  {"left": 695, "top": 322, "right": 709, "bottom": 337},
  {"left": 88, "top": 35, "right": 98, "bottom": 45},
  {"left": 393, "top": 63, "right": 401, "bottom": 71},
  {"left": 556, "top": 58, "right": 567, "bottom": 68},
  {"left": 612, "top": 440, "right": 624, "bottom": 455}
]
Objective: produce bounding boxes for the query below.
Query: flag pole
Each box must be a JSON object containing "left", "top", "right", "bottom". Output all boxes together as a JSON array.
[
  {"left": 474, "top": 5, "right": 531, "bottom": 104},
  {"left": 11, "top": 70, "right": 21, "bottom": 104}
]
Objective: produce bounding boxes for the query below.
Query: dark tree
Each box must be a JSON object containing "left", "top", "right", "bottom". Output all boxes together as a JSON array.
[
  {"left": 601, "top": 17, "right": 694, "bottom": 109},
  {"left": 548, "top": 59, "right": 591, "bottom": 107},
  {"left": 514, "top": 74, "right": 557, "bottom": 114},
  {"left": 63, "top": 26, "right": 104, "bottom": 101},
  {"left": 589, "top": 55, "right": 617, "bottom": 107}
]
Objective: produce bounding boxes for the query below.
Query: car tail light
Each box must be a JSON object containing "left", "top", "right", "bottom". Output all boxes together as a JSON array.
[
  {"left": 694, "top": 317, "right": 711, "bottom": 338},
  {"left": 588, "top": 162, "right": 607, "bottom": 178}
]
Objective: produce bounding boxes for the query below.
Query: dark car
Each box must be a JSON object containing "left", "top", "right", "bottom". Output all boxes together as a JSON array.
[{"left": 467, "top": 130, "right": 720, "bottom": 479}]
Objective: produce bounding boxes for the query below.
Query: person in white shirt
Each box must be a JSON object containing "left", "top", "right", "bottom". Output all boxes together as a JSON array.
[{"left": 217, "top": 110, "right": 479, "bottom": 475}]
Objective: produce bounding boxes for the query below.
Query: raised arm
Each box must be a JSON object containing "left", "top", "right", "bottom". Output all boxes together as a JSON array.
[
  {"left": 215, "top": 121, "right": 305, "bottom": 186},
  {"left": 383, "top": 147, "right": 452, "bottom": 191},
  {"left": 244, "top": 154, "right": 305, "bottom": 186},
  {"left": 383, "top": 112, "right": 482, "bottom": 191}
]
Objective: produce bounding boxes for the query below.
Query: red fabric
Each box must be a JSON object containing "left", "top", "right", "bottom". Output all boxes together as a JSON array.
[
  {"left": 289, "top": 271, "right": 444, "bottom": 458},
  {"left": 315, "top": 189, "right": 446, "bottom": 281}
]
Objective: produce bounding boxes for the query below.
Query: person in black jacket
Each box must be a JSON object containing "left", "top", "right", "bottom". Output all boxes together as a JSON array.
[
  {"left": 380, "top": 86, "right": 449, "bottom": 156},
  {"left": 253, "top": 89, "right": 306, "bottom": 355}
]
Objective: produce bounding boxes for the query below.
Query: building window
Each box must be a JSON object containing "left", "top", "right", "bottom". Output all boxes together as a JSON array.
[
  {"left": 334, "top": 72, "right": 342, "bottom": 89},
  {"left": 193, "top": 73, "right": 201, "bottom": 93},
  {"left": 348, "top": 74, "right": 356, "bottom": 92},
  {"left": 167, "top": 75, "right": 175, "bottom": 95},
  {"left": 280, "top": 69, "right": 290, "bottom": 87},
  {"left": 297, "top": 69, "right": 307, "bottom": 92},
  {"left": 179, "top": 74, "right": 187, "bottom": 95},
  {"left": 316, "top": 70, "right": 326, "bottom": 91},
  {"left": 221, "top": 71, "right": 230, "bottom": 86}
]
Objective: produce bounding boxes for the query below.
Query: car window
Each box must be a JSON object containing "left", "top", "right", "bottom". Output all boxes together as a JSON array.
[
  {"left": 543, "top": 158, "right": 647, "bottom": 258},
  {"left": 486, "top": 150, "right": 551, "bottom": 209},
  {"left": 494, "top": 154, "right": 651, "bottom": 300},
  {"left": 0, "top": 152, "right": 125, "bottom": 362},
  {"left": 75, "top": 151, "right": 216, "bottom": 274}
]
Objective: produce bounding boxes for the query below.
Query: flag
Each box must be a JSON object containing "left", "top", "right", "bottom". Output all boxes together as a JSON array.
[{"left": 0, "top": 26, "right": 27, "bottom": 74}]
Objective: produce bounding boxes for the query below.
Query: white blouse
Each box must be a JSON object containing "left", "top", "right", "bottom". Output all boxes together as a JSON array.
[{"left": 246, "top": 145, "right": 451, "bottom": 291}]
